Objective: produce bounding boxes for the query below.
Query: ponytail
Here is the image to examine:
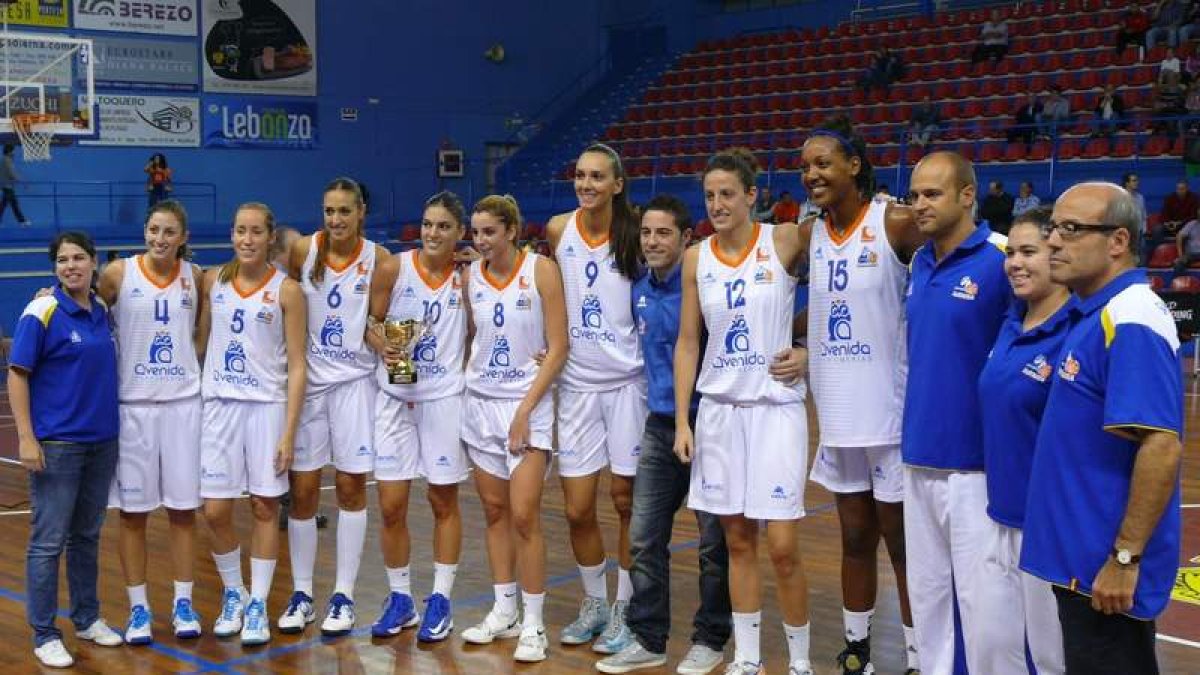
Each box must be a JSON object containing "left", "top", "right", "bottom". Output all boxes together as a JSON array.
[
  {"left": 581, "top": 143, "right": 640, "bottom": 280},
  {"left": 474, "top": 194, "right": 523, "bottom": 245},
  {"left": 312, "top": 177, "right": 365, "bottom": 284}
]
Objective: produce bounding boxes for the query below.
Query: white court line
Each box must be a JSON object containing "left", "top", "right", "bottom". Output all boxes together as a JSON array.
[
  {"left": 0, "top": 478, "right": 379, "bottom": 516},
  {"left": 1183, "top": 504, "right": 1200, "bottom": 509},
  {"left": 1158, "top": 633, "right": 1200, "bottom": 649}
]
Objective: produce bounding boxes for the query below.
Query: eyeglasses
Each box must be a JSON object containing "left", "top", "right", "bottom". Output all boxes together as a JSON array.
[{"left": 1039, "top": 221, "right": 1123, "bottom": 238}]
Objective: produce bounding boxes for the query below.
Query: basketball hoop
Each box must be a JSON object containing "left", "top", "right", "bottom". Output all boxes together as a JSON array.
[{"left": 12, "top": 113, "right": 58, "bottom": 162}]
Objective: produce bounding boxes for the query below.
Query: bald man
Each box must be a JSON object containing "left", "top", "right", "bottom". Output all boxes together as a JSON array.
[
  {"left": 1021, "top": 183, "right": 1182, "bottom": 674},
  {"left": 902, "top": 152, "right": 1012, "bottom": 675}
]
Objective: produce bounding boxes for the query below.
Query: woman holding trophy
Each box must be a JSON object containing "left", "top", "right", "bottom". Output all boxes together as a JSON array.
[
  {"left": 195, "top": 203, "right": 307, "bottom": 646},
  {"left": 365, "top": 191, "right": 470, "bottom": 641},
  {"left": 458, "top": 195, "right": 568, "bottom": 663}
]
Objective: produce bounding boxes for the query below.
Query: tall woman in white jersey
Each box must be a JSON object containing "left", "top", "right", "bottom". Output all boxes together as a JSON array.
[
  {"left": 364, "top": 192, "right": 469, "bottom": 641},
  {"left": 280, "top": 178, "right": 391, "bottom": 636},
  {"left": 801, "top": 118, "right": 924, "bottom": 675},
  {"left": 545, "top": 144, "right": 645, "bottom": 649},
  {"left": 96, "top": 200, "right": 205, "bottom": 644},
  {"left": 674, "top": 148, "right": 814, "bottom": 675},
  {"left": 458, "top": 195, "right": 568, "bottom": 663},
  {"left": 194, "top": 203, "right": 307, "bottom": 645}
]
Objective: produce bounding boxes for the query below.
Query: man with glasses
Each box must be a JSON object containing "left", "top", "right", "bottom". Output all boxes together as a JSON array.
[
  {"left": 1021, "top": 182, "right": 1183, "bottom": 674},
  {"left": 902, "top": 152, "right": 1012, "bottom": 674}
]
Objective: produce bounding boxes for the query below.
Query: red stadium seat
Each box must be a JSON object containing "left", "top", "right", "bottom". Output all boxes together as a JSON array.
[
  {"left": 1150, "top": 275, "right": 1166, "bottom": 291},
  {"left": 400, "top": 224, "right": 421, "bottom": 242},
  {"left": 1112, "top": 137, "right": 1136, "bottom": 158},
  {"left": 1171, "top": 274, "right": 1200, "bottom": 291},
  {"left": 1082, "top": 138, "right": 1110, "bottom": 159},
  {"left": 979, "top": 143, "right": 1003, "bottom": 162},
  {"left": 1057, "top": 139, "right": 1082, "bottom": 159},
  {"left": 1144, "top": 136, "right": 1171, "bottom": 156},
  {"left": 1002, "top": 144, "right": 1026, "bottom": 162}
]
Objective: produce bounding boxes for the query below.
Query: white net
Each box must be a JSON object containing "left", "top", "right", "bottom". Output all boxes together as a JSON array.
[{"left": 13, "top": 113, "right": 55, "bottom": 161}]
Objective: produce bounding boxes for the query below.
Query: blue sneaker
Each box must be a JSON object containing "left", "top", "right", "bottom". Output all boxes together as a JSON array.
[
  {"left": 560, "top": 596, "right": 608, "bottom": 645},
  {"left": 171, "top": 598, "right": 202, "bottom": 639},
  {"left": 592, "top": 600, "right": 632, "bottom": 654},
  {"left": 321, "top": 592, "right": 357, "bottom": 636},
  {"left": 417, "top": 593, "right": 453, "bottom": 642},
  {"left": 277, "top": 591, "right": 316, "bottom": 634},
  {"left": 125, "top": 604, "right": 153, "bottom": 645},
  {"left": 240, "top": 598, "right": 271, "bottom": 646},
  {"left": 370, "top": 592, "right": 418, "bottom": 637}
]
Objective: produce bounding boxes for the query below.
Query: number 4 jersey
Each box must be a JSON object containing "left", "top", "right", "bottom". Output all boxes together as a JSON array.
[
  {"left": 807, "top": 200, "right": 908, "bottom": 447},
  {"left": 301, "top": 234, "right": 378, "bottom": 393},
  {"left": 114, "top": 255, "right": 201, "bottom": 403},
  {"left": 203, "top": 269, "right": 288, "bottom": 403}
]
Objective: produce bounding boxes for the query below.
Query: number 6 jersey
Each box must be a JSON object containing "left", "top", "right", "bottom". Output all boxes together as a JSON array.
[
  {"left": 114, "top": 255, "right": 201, "bottom": 403},
  {"left": 203, "top": 268, "right": 287, "bottom": 403},
  {"left": 300, "top": 233, "right": 377, "bottom": 393}
]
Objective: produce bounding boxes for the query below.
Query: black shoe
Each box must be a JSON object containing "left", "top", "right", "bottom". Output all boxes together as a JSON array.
[
  {"left": 836, "top": 638, "right": 873, "bottom": 675},
  {"left": 905, "top": 670, "right": 920, "bottom": 675}
]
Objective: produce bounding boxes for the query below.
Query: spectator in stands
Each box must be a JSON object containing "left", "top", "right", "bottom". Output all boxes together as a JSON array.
[
  {"left": 980, "top": 180, "right": 1016, "bottom": 235},
  {"left": 1160, "top": 47, "right": 1182, "bottom": 86},
  {"left": 1040, "top": 86, "right": 1071, "bottom": 138},
  {"left": 861, "top": 47, "right": 902, "bottom": 91},
  {"left": 1186, "top": 81, "right": 1200, "bottom": 129},
  {"left": 874, "top": 184, "right": 892, "bottom": 203},
  {"left": 1182, "top": 47, "right": 1200, "bottom": 85},
  {"left": 143, "top": 153, "right": 172, "bottom": 209},
  {"left": 1006, "top": 93, "right": 1042, "bottom": 147},
  {"left": 1013, "top": 181, "right": 1041, "bottom": 217},
  {"left": 1117, "top": 6, "right": 1152, "bottom": 54},
  {"left": 1092, "top": 84, "right": 1128, "bottom": 137},
  {"left": 1182, "top": 3, "right": 1200, "bottom": 44},
  {"left": 751, "top": 186, "right": 777, "bottom": 223},
  {"left": 1152, "top": 79, "right": 1188, "bottom": 136},
  {"left": 909, "top": 96, "right": 942, "bottom": 146},
  {"left": 1161, "top": 179, "right": 1199, "bottom": 242},
  {"left": 1124, "top": 173, "right": 1149, "bottom": 237},
  {"left": 1146, "top": 0, "right": 1189, "bottom": 50},
  {"left": 1174, "top": 208, "right": 1200, "bottom": 271},
  {"left": 772, "top": 190, "right": 800, "bottom": 223},
  {"left": 2, "top": 143, "right": 32, "bottom": 227},
  {"left": 971, "top": 9, "right": 1010, "bottom": 64}
]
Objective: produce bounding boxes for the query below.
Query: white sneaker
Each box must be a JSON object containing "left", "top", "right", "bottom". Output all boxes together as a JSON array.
[
  {"left": 214, "top": 588, "right": 247, "bottom": 637},
  {"left": 320, "top": 592, "right": 356, "bottom": 636},
  {"left": 33, "top": 640, "right": 74, "bottom": 668},
  {"left": 241, "top": 598, "right": 271, "bottom": 646},
  {"left": 513, "top": 624, "right": 549, "bottom": 662},
  {"left": 677, "top": 643, "right": 724, "bottom": 675},
  {"left": 461, "top": 608, "right": 522, "bottom": 644},
  {"left": 77, "top": 618, "right": 124, "bottom": 647},
  {"left": 277, "top": 591, "right": 316, "bottom": 633},
  {"left": 124, "top": 604, "right": 153, "bottom": 645},
  {"left": 788, "top": 659, "right": 814, "bottom": 675},
  {"left": 723, "top": 662, "right": 763, "bottom": 675}
]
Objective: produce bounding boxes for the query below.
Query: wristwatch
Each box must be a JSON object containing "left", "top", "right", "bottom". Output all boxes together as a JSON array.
[{"left": 1111, "top": 547, "right": 1142, "bottom": 566}]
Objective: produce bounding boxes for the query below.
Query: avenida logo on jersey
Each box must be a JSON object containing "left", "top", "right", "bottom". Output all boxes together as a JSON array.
[
  {"left": 149, "top": 333, "right": 174, "bottom": 364},
  {"left": 213, "top": 339, "right": 260, "bottom": 388},
  {"left": 414, "top": 333, "right": 447, "bottom": 377},
  {"left": 134, "top": 331, "right": 186, "bottom": 378},
  {"left": 572, "top": 294, "right": 616, "bottom": 343},
  {"left": 819, "top": 300, "right": 872, "bottom": 361},
  {"left": 484, "top": 334, "right": 527, "bottom": 381},
  {"left": 310, "top": 316, "right": 358, "bottom": 363},
  {"left": 711, "top": 314, "right": 766, "bottom": 370}
]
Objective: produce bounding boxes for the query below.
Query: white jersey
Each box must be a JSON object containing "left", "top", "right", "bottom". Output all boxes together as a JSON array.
[
  {"left": 114, "top": 255, "right": 201, "bottom": 403},
  {"left": 203, "top": 269, "right": 288, "bottom": 403},
  {"left": 376, "top": 250, "right": 467, "bottom": 402},
  {"left": 808, "top": 200, "right": 908, "bottom": 446},
  {"left": 300, "top": 234, "right": 377, "bottom": 393},
  {"left": 555, "top": 210, "right": 642, "bottom": 391},
  {"left": 696, "top": 223, "right": 804, "bottom": 406},
  {"left": 465, "top": 252, "right": 546, "bottom": 399}
]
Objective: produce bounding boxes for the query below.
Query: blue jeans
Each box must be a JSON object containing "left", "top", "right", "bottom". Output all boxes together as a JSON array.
[
  {"left": 625, "top": 413, "right": 731, "bottom": 654},
  {"left": 27, "top": 439, "right": 118, "bottom": 647}
]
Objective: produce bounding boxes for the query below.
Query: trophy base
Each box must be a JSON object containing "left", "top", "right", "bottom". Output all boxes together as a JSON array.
[{"left": 388, "top": 371, "right": 418, "bottom": 385}]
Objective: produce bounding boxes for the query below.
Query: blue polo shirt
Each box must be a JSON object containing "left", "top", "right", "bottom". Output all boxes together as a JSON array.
[
  {"left": 903, "top": 224, "right": 1011, "bottom": 470},
  {"left": 1021, "top": 269, "right": 1183, "bottom": 620},
  {"left": 9, "top": 286, "right": 119, "bottom": 443},
  {"left": 632, "top": 264, "right": 699, "bottom": 417},
  {"left": 978, "top": 297, "right": 1074, "bottom": 528}
]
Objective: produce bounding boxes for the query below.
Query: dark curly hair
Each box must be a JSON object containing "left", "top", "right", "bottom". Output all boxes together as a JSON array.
[{"left": 808, "top": 115, "right": 876, "bottom": 198}]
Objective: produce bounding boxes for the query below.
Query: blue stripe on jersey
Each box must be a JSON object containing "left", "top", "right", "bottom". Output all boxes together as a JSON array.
[{"left": 903, "top": 225, "right": 1011, "bottom": 470}]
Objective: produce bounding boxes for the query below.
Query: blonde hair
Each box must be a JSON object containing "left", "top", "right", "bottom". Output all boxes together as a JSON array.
[
  {"left": 219, "top": 202, "right": 277, "bottom": 284},
  {"left": 473, "top": 194, "right": 523, "bottom": 244}
]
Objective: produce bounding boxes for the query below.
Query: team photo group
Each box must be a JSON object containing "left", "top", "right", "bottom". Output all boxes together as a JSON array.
[{"left": 9, "top": 117, "right": 1184, "bottom": 675}]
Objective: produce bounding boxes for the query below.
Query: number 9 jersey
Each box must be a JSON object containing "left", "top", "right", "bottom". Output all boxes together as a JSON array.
[{"left": 300, "top": 233, "right": 378, "bottom": 393}]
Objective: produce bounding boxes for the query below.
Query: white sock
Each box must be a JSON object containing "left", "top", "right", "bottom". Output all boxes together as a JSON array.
[
  {"left": 386, "top": 566, "right": 412, "bottom": 596},
  {"left": 173, "top": 580, "right": 193, "bottom": 604},
  {"left": 495, "top": 582, "right": 519, "bottom": 616},
  {"left": 784, "top": 622, "right": 811, "bottom": 665},
  {"left": 843, "top": 607, "right": 874, "bottom": 642},
  {"left": 250, "top": 557, "right": 276, "bottom": 604},
  {"left": 432, "top": 562, "right": 458, "bottom": 598},
  {"left": 578, "top": 562, "right": 607, "bottom": 601},
  {"left": 212, "top": 547, "right": 245, "bottom": 596},
  {"left": 904, "top": 624, "right": 919, "bottom": 669},
  {"left": 334, "top": 509, "right": 368, "bottom": 598},
  {"left": 732, "top": 611, "right": 762, "bottom": 665},
  {"left": 288, "top": 517, "right": 317, "bottom": 597},
  {"left": 127, "top": 584, "right": 149, "bottom": 610},
  {"left": 522, "top": 591, "right": 545, "bottom": 629},
  {"left": 615, "top": 567, "right": 633, "bottom": 603}
]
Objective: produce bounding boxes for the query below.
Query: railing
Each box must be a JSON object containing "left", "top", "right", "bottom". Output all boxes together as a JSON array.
[{"left": 7, "top": 180, "right": 218, "bottom": 229}]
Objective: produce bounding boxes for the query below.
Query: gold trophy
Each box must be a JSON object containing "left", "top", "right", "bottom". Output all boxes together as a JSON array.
[{"left": 383, "top": 317, "right": 422, "bottom": 384}]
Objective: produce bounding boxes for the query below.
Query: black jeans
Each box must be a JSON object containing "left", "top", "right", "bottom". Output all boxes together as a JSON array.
[
  {"left": 625, "top": 412, "right": 731, "bottom": 654},
  {"left": 1, "top": 187, "right": 26, "bottom": 223},
  {"left": 1054, "top": 587, "right": 1158, "bottom": 674}
]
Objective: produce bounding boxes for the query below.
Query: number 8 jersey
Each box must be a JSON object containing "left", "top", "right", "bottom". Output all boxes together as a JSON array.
[
  {"left": 696, "top": 223, "right": 803, "bottom": 406},
  {"left": 465, "top": 252, "right": 545, "bottom": 399},
  {"left": 114, "top": 255, "right": 201, "bottom": 403},
  {"left": 301, "top": 234, "right": 377, "bottom": 393}
]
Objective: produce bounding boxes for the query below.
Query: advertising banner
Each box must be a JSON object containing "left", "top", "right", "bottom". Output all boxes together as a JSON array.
[
  {"left": 73, "top": 0, "right": 199, "bottom": 36},
  {"left": 82, "top": 94, "right": 200, "bottom": 147},
  {"left": 201, "top": 0, "right": 316, "bottom": 96},
  {"left": 87, "top": 36, "right": 199, "bottom": 91},
  {"left": 1, "top": 1, "right": 68, "bottom": 28},
  {"left": 203, "top": 97, "right": 316, "bottom": 149}
]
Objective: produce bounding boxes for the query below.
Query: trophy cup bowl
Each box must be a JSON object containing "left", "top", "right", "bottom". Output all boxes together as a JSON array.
[{"left": 383, "top": 317, "right": 421, "bottom": 385}]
